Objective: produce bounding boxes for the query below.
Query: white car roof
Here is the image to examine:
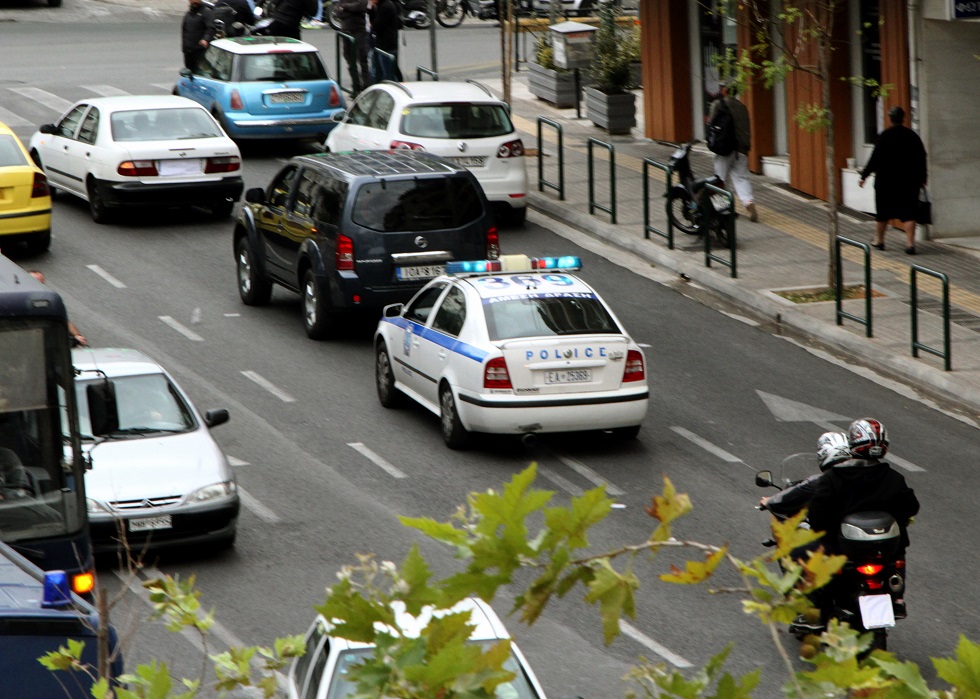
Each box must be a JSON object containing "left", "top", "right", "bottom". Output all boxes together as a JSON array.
[
  {"left": 210, "top": 36, "right": 320, "bottom": 54},
  {"left": 460, "top": 271, "right": 597, "bottom": 302},
  {"left": 384, "top": 81, "right": 503, "bottom": 104},
  {"left": 72, "top": 347, "right": 165, "bottom": 379},
  {"left": 64, "top": 95, "right": 205, "bottom": 112}
]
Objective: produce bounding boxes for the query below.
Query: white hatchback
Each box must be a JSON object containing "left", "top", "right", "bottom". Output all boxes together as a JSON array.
[
  {"left": 324, "top": 81, "right": 528, "bottom": 226},
  {"left": 374, "top": 254, "right": 649, "bottom": 448},
  {"left": 28, "top": 95, "right": 243, "bottom": 223}
]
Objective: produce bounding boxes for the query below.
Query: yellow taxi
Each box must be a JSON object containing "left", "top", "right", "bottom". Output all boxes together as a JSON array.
[{"left": 0, "top": 121, "right": 51, "bottom": 255}]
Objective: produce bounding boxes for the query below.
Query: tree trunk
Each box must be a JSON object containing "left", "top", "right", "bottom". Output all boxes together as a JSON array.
[{"left": 820, "top": 4, "right": 841, "bottom": 289}]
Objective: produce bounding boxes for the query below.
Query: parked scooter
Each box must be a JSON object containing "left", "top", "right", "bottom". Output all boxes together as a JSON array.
[
  {"left": 665, "top": 140, "right": 731, "bottom": 247},
  {"left": 434, "top": 0, "right": 502, "bottom": 25},
  {"left": 755, "top": 457, "right": 907, "bottom": 653},
  {"left": 326, "top": 0, "right": 432, "bottom": 30}
]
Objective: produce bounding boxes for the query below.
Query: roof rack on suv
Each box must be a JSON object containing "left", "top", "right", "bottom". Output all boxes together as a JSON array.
[
  {"left": 465, "top": 79, "right": 496, "bottom": 99},
  {"left": 312, "top": 150, "right": 454, "bottom": 177},
  {"left": 382, "top": 81, "right": 413, "bottom": 98}
]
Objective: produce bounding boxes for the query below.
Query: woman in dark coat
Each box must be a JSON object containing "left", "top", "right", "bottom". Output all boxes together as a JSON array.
[
  {"left": 368, "top": 0, "right": 402, "bottom": 82},
  {"left": 859, "top": 106, "right": 928, "bottom": 255}
]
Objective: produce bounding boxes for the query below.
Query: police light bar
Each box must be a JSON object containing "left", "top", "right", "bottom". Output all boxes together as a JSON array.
[{"left": 446, "top": 255, "right": 582, "bottom": 277}]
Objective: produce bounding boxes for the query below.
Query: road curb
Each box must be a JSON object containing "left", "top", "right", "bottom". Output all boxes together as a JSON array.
[{"left": 528, "top": 191, "right": 980, "bottom": 418}]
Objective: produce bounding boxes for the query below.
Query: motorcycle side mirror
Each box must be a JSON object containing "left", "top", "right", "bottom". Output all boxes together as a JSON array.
[{"left": 755, "top": 470, "right": 774, "bottom": 488}]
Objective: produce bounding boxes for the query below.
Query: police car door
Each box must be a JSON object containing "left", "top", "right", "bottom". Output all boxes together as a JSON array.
[
  {"left": 396, "top": 282, "right": 448, "bottom": 405},
  {"left": 418, "top": 284, "right": 468, "bottom": 407}
]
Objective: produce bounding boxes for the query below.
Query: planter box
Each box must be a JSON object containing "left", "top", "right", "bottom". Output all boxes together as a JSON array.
[
  {"left": 527, "top": 62, "right": 577, "bottom": 109},
  {"left": 584, "top": 86, "right": 636, "bottom": 134}
]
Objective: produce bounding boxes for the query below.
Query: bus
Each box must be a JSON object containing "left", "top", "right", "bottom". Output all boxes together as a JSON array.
[{"left": 0, "top": 254, "right": 114, "bottom": 598}]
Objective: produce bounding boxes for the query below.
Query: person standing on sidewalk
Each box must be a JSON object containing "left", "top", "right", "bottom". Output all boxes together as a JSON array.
[
  {"left": 859, "top": 106, "right": 928, "bottom": 255},
  {"left": 266, "top": 0, "right": 312, "bottom": 39},
  {"left": 181, "top": 0, "right": 213, "bottom": 70},
  {"left": 368, "top": 0, "right": 402, "bottom": 82},
  {"left": 708, "top": 81, "right": 758, "bottom": 222},
  {"left": 338, "top": 0, "right": 371, "bottom": 95}
]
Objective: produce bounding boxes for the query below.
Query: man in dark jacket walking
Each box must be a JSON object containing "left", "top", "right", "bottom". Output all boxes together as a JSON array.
[
  {"left": 267, "top": 0, "right": 312, "bottom": 39},
  {"left": 338, "top": 0, "right": 371, "bottom": 95},
  {"left": 369, "top": 0, "right": 402, "bottom": 82},
  {"left": 859, "top": 106, "right": 928, "bottom": 255},
  {"left": 707, "top": 81, "right": 757, "bottom": 222},
  {"left": 181, "top": 0, "right": 213, "bottom": 70}
]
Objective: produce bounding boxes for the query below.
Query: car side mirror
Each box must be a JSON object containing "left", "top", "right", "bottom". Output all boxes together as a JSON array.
[
  {"left": 204, "top": 408, "right": 229, "bottom": 428},
  {"left": 39, "top": 124, "right": 57, "bottom": 135},
  {"left": 86, "top": 381, "right": 119, "bottom": 437},
  {"left": 755, "top": 470, "right": 774, "bottom": 488},
  {"left": 331, "top": 110, "right": 346, "bottom": 123},
  {"left": 179, "top": 68, "right": 193, "bottom": 79},
  {"left": 245, "top": 187, "right": 266, "bottom": 204},
  {"left": 383, "top": 303, "right": 404, "bottom": 318}
]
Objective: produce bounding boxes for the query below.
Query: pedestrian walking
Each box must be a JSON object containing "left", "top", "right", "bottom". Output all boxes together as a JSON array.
[
  {"left": 337, "top": 0, "right": 371, "bottom": 95},
  {"left": 181, "top": 0, "right": 213, "bottom": 71},
  {"left": 369, "top": 0, "right": 402, "bottom": 82},
  {"left": 266, "top": 0, "right": 314, "bottom": 39},
  {"left": 859, "top": 106, "right": 928, "bottom": 255},
  {"left": 707, "top": 81, "right": 758, "bottom": 222}
]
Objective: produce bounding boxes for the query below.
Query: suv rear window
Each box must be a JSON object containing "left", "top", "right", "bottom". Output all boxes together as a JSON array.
[
  {"left": 351, "top": 177, "right": 484, "bottom": 232},
  {"left": 239, "top": 52, "right": 327, "bottom": 81},
  {"left": 484, "top": 295, "right": 621, "bottom": 340},
  {"left": 400, "top": 103, "right": 513, "bottom": 139}
]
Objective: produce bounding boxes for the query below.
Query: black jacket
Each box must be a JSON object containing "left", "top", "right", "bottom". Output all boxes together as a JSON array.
[
  {"left": 182, "top": 3, "right": 213, "bottom": 53},
  {"left": 369, "top": 0, "right": 400, "bottom": 52},
  {"left": 860, "top": 125, "right": 928, "bottom": 191},
  {"left": 338, "top": 0, "right": 368, "bottom": 33}
]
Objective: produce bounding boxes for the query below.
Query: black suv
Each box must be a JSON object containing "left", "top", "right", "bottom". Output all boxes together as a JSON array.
[{"left": 233, "top": 150, "right": 500, "bottom": 339}]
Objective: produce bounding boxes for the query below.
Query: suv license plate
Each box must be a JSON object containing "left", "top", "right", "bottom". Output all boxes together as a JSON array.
[
  {"left": 396, "top": 265, "right": 445, "bottom": 280},
  {"left": 544, "top": 369, "right": 591, "bottom": 384},
  {"left": 270, "top": 92, "right": 305, "bottom": 103},
  {"left": 129, "top": 515, "right": 172, "bottom": 532},
  {"left": 447, "top": 156, "right": 486, "bottom": 168}
]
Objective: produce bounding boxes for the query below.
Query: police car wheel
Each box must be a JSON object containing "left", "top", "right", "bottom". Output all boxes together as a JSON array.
[
  {"left": 440, "top": 384, "right": 470, "bottom": 450},
  {"left": 376, "top": 344, "right": 406, "bottom": 408}
]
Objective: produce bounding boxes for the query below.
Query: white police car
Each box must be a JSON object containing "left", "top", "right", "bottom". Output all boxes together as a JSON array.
[{"left": 374, "top": 255, "right": 649, "bottom": 448}]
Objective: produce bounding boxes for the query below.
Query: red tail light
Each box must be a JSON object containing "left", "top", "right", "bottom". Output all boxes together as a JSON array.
[
  {"left": 31, "top": 171, "right": 50, "bottom": 198},
  {"left": 204, "top": 156, "right": 241, "bottom": 173},
  {"left": 336, "top": 234, "right": 354, "bottom": 271},
  {"left": 483, "top": 356, "right": 512, "bottom": 389},
  {"left": 856, "top": 563, "right": 884, "bottom": 576},
  {"left": 329, "top": 85, "right": 341, "bottom": 107},
  {"left": 390, "top": 140, "right": 426, "bottom": 151},
  {"left": 230, "top": 89, "right": 243, "bottom": 111},
  {"left": 623, "top": 350, "right": 645, "bottom": 382},
  {"left": 496, "top": 139, "right": 524, "bottom": 158},
  {"left": 117, "top": 160, "right": 158, "bottom": 177},
  {"left": 486, "top": 227, "right": 500, "bottom": 259}
]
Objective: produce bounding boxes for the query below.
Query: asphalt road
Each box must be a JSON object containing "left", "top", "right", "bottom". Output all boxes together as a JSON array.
[{"left": 1, "top": 18, "right": 978, "bottom": 698}]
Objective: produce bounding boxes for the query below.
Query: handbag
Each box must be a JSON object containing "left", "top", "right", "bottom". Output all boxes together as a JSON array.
[{"left": 916, "top": 187, "right": 932, "bottom": 225}]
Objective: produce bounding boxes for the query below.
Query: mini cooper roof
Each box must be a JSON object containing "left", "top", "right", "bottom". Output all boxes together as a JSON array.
[{"left": 210, "top": 36, "right": 319, "bottom": 54}]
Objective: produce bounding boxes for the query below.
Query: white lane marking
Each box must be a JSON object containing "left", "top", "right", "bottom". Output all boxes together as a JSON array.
[
  {"left": 86, "top": 264, "right": 127, "bottom": 288},
  {"left": 347, "top": 442, "right": 407, "bottom": 479},
  {"left": 9, "top": 87, "right": 72, "bottom": 114},
  {"left": 224, "top": 313, "right": 241, "bottom": 317},
  {"left": 887, "top": 454, "right": 926, "bottom": 473},
  {"left": 552, "top": 452, "right": 624, "bottom": 496},
  {"left": 537, "top": 466, "right": 583, "bottom": 496},
  {"left": 227, "top": 455, "right": 250, "bottom": 466},
  {"left": 238, "top": 487, "right": 281, "bottom": 523},
  {"left": 158, "top": 315, "right": 204, "bottom": 342},
  {"left": 621, "top": 621, "right": 693, "bottom": 668},
  {"left": 116, "top": 567, "right": 288, "bottom": 691},
  {"left": 670, "top": 426, "right": 742, "bottom": 463},
  {"left": 241, "top": 370, "right": 296, "bottom": 403},
  {"left": 0, "top": 105, "right": 31, "bottom": 128},
  {"left": 83, "top": 84, "right": 129, "bottom": 97}
]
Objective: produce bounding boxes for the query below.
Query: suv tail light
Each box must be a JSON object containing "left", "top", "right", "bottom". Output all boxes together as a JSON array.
[
  {"left": 329, "top": 85, "right": 341, "bottom": 107},
  {"left": 117, "top": 160, "right": 158, "bottom": 177},
  {"left": 486, "top": 227, "right": 500, "bottom": 260},
  {"left": 497, "top": 139, "right": 524, "bottom": 158},
  {"left": 623, "top": 350, "right": 645, "bottom": 382},
  {"left": 483, "top": 357, "right": 512, "bottom": 389},
  {"left": 204, "top": 156, "right": 241, "bottom": 173},
  {"left": 390, "top": 140, "right": 426, "bottom": 151},
  {"left": 230, "top": 89, "right": 243, "bottom": 111},
  {"left": 31, "top": 171, "right": 50, "bottom": 198},
  {"left": 336, "top": 234, "right": 354, "bottom": 271}
]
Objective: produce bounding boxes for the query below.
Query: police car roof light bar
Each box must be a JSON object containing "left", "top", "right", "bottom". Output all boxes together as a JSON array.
[{"left": 446, "top": 255, "right": 582, "bottom": 277}]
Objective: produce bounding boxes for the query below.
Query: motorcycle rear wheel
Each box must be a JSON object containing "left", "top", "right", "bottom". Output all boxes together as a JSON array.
[
  {"left": 666, "top": 187, "right": 700, "bottom": 235},
  {"left": 327, "top": 2, "right": 342, "bottom": 30},
  {"left": 436, "top": 0, "right": 465, "bottom": 26}
]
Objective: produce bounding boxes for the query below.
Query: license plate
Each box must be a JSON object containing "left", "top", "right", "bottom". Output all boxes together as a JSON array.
[
  {"left": 446, "top": 156, "right": 486, "bottom": 168},
  {"left": 129, "top": 515, "right": 172, "bottom": 532},
  {"left": 158, "top": 159, "right": 203, "bottom": 176},
  {"left": 270, "top": 92, "right": 305, "bottom": 104},
  {"left": 544, "top": 369, "right": 592, "bottom": 384},
  {"left": 858, "top": 594, "right": 895, "bottom": 629},
  {"left": 396, "top": 265, "right": 445, "bottom": 280}
]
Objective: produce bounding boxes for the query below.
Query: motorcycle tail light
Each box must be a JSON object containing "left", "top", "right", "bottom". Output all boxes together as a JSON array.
[
  {"left": 230, "top": 89, "right": 243, "bottom": 110},
  {"left": 336, "top": 233, "right": 354, "bottom": 271},
  {"left": 31, "top": 171, "right": 50, "bottom": 198},
  {"left": 623, "top": 350, "right": 645, "bottom": 382},
  {"left": 390, "top": 140, "right": 425, "bottom": 151},
  {"left": 485, "top": 227, "right": 499, "bottom": 259},
  {"left": 484, "top": 357, "right": 512, "bottom": 389},
  {"left": 117, "top": 160, "right": 158, "bottom": 177},
  {"left": 895, "top": 559, "right": 906, "bottom": 569},
  {"left": 497, "top": 139, "right": 524, "bottom": 158},
  {"left": 205, "top": 156, "right": 241, "bottom": 173},
  {"left": 856, "top": 563, "right": 884, "bottom": 576},
  {"left": 329, "top": 85, "right": 341, "bottom": 107}
]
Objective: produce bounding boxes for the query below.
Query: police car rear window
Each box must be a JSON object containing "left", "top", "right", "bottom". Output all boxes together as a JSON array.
[
  {"left": 484, "top": 295, "right": 620, "bottom": 340},
  {"left": 351, "top": 177, "right": 483, "bottom": 232}
]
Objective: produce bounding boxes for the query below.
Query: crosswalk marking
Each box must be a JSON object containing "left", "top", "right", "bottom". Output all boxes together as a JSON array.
[
  {"left": 348, "top": 442, "right": 407, "bottom": 479},
  {"left": 83, "top": 84, "right": 130, "bottom": 97},
  {"left": 9, "top": 87, "right": 72, "bottom": 115},
  {"left": 0, "top": 105, "right": 32, "bottom": 128}
]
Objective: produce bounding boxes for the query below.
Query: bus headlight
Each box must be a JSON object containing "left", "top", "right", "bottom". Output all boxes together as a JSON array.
[{"left": 188, "top": 480, "right": 237, "bottom": 503}]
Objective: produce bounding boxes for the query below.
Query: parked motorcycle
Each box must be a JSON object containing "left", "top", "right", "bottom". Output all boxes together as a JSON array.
[
  {"left": 756, "top": 455, "right": 907, "bottom": 653},
  {"left": 434, "top": 0, "right": 502, "bottom": 25},
  {"left": 326, "top": 0, "right": 433, "bottom": 30},
  {"left": 665, "top": 140, "right": 731, "bottom": 247}
]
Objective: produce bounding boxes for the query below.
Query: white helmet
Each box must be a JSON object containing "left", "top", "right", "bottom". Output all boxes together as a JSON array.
[{"left": 816, "top": 432, "right": 851, "bottom": 471}]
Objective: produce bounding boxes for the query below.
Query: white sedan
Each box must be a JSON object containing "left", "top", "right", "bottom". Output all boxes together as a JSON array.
[
  {"left": 374, "top": 255, "right": 649, "bottom": 448},
  {"left": 28, "top": 95, "right": 243, "bottom": 223}
]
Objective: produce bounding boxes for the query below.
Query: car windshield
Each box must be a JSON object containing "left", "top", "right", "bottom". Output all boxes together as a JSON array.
[
  {"left": 239, "top": 52, "right": 327, "bottom": 81},
  {"left": 351, "top": 177, "right": 483, "bottom": 232},
  {"left": 484, "top": 295, "right": 621, "bottom": 340},
  {"left": 0, "top": 135, "right": 28, "bottom": 167},
  {"left": 400, "top": 103, "right": 513, "bottom": 139},
  {"left": 326, "top": 643, "right": 541, "bottom": 699},
  {"left": 110, "top": 108, "right": 223, "bottom": 141},
  {"left": 75, "top": 373, "right": 195, "bottom": 438}
]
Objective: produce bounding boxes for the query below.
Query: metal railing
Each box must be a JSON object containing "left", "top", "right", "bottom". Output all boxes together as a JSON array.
[
  {"left": 586, "top": 138, "right": 616, "bottom": 223},
  {"left": 415, "top": 65, "right": 439, "bottom": 81},
  {"left": 834, "top": 236, "right": 873, "bottom": 338},
  {"left": 536, "top": 118, "right": 564, "bottom": 200},
  {"left": 642, "top": 158, "right": 673, "bottom": 248},
  {"left": 372, "top": 48, "right": 398, "bottom": 81},
  {"left": 334, "top": 32, "right": 355, "bottom": 95},
  {"left": 910, "top": 265, "right": 952, "bottom": 370},
  {"left": 702, "top": 183, "right": 736, "bottom": 278}
]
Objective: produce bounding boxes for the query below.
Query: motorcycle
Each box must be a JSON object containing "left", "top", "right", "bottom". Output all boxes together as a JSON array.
[
  {"left": 665, "top": 140, "right": 731, "bottom": 247},
  {"left": 756, "top": 453, "right": 907, "bottom": 653},
  {"left": 326, "top": 0, "right": 433, "bottom": 30}
]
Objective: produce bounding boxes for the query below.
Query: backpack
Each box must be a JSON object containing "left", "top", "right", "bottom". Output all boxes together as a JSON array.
[{"left": 706, "top": 99, "right": 737, "bottom": 156}]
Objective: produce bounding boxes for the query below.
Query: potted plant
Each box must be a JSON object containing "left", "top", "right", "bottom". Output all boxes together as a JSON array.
[
  {"left": 527, "top": 31, "right": 577, "bottom": 109},
  {"left": 584, "top": 5, "right": 638, "bottom": 134}
]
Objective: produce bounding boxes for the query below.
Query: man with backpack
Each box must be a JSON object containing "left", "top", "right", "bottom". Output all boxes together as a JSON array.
[{"left": 707, "top": 81, "right": 757, "bottom": 222}]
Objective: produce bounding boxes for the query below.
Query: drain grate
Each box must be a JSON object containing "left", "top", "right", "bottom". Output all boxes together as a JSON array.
[{"left": 906, "top": 298, "right": 980, "bottom": 333}]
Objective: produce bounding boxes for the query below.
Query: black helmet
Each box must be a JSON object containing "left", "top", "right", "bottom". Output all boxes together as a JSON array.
[{"left": 847, "top": 418, "right": 889, "bottom": 459}]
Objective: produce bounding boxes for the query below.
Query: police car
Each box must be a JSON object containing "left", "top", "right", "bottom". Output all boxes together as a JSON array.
[{"left": 374, "top": 255, "right": 649, "bottom": 448}]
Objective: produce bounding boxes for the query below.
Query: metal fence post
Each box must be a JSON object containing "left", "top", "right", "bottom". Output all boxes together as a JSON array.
[
  {"left": 586, "top": 138, "right": 616, "bottom": 224},
  {"left": 335, "top": 32, "right": 354, "bottom": 95},
  {"left": 536, "top": 117, "right": 564, "bottom": 200},
  {"left": 910, "top": 265, "right": 952, "bottom": 370},
  {"left": 642, "top": 158, "right": 673, "bottom": 249},
  {"left": 415, "top": 65, "right": 439, "bottom": 81},
  {"left": 834, "top": 236, "right": 873, "bottom": 338},
  {"left": 701, "top": 183, "right": 736, "bottom": 278}
]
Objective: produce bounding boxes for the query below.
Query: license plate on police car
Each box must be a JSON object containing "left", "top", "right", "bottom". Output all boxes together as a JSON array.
[
  {"left": 270, "top": 92, "right": 305, "bottom": 104},
  {"left": 129, "top": 515, "right": 172, "bottom": 532},
  {"left": 446, "top": 156, "right": 486, "bottom": 168},
  {"left": 544, "top": 369, "right": 591, "bottom": 384},
  {"left": 396, "top": 265, "right": 445, "bottom": 280}
]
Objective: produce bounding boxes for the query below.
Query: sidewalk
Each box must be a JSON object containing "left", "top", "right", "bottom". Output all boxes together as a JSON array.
[{"left": 493, "top": 76, "right": 980, "bottom": 420}]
